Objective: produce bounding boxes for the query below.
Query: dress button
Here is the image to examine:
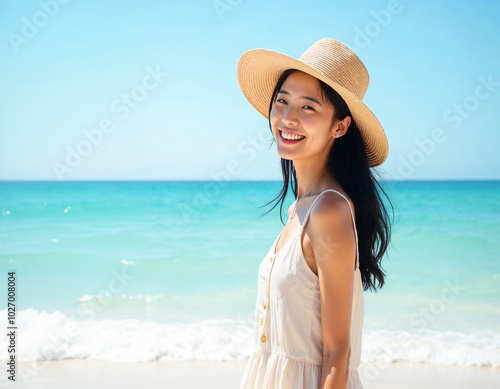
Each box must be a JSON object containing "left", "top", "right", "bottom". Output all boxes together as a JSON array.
[
  {"left": 259, "top": 317, "right": 263, "bottom": 325},
  {"left": 262, "top": 302, "right": 266, "bottom": 309},
  {"left": 270, "top": 256, "right": 273, "bottom": 262},
  {"left": 261, "top": 335, "right": 267, "bottom": 343}
]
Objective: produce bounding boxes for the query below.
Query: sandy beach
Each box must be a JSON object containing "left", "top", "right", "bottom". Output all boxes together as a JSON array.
[{"left": 6, "top": 360, "right": 499, "bottom": 389}]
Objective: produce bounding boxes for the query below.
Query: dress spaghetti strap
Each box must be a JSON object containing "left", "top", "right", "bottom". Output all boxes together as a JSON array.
[{"left": 301, "top": 189, "right": 360, "bottom": 269}]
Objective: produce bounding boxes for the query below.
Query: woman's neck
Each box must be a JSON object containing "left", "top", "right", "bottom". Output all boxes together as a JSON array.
[{"left": 293, "top": 159, "right": 339, "bottom": 201}]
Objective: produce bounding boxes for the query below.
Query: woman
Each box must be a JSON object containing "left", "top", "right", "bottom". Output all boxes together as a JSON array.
[{"left": 236, "top": 38, "right": 392, "bottom": 389}]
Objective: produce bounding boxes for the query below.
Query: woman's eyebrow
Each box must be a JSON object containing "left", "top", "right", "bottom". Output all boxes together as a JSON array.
[{"left": 278, "top": 89, "right": 323, "bottom": 106}]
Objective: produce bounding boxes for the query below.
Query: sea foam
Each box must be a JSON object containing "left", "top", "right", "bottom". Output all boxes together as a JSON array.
[
  {"left": 1, "top": 309, "right": 499, "bottom": 367},
  {"left": 0, "top": 309, "right": 254, "bottom": 363}
]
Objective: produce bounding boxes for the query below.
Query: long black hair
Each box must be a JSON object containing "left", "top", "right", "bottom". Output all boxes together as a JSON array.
[{"left": 259, "top": 69, "right": 393, "bottom": 291}]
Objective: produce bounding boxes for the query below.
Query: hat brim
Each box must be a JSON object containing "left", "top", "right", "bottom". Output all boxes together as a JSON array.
[{"left": 237, "top": 48, "right": 388, "bottom": 167}]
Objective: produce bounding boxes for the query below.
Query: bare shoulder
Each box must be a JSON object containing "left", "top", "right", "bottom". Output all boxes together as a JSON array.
[
  {"left": 309, "top": 191, "right": 354, "bottom": 233},
  {"left": 306, "top": 191, "right": 356, "bottom": 265}
]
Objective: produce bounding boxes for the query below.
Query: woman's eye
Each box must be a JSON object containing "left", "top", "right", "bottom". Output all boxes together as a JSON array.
[
  {"left": 276, "top": 98, "right": 287, "bottom": 104},
  {"left": 303, "top": 105, "right": 315, "bottom": 111}
]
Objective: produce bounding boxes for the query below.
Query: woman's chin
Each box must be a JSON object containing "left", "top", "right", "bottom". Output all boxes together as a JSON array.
[{"left": 276, "top": 150, "right": 295, "bottom": 161}]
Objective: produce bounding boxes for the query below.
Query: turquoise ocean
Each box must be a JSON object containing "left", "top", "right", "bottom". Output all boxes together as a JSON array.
[{"left": 0, "top": 181, "right": 499, "bottom": 367}]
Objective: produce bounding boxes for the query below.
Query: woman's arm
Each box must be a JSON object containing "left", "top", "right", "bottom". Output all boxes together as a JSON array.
[{"left": 307, "top": 194, "right": 356, "bottom": 389}]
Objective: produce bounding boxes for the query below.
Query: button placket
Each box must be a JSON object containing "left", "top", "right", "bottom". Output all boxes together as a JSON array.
[{"left": 260, "top": 254, "right": 276, "bottom": 344}]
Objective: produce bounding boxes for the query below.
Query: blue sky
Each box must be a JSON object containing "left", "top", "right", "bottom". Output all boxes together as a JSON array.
[{"left": 0, "top": 0, "right": 499, "bottom": 180}]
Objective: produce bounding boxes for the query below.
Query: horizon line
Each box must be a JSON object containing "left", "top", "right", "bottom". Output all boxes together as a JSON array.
[{"left": 0, "top": 179, "right": 499, "bottom": 183}]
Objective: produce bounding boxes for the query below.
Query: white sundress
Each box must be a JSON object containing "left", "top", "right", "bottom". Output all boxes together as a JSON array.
[{"left": 239, "top": 189, "right": 364, "bottom": 389}]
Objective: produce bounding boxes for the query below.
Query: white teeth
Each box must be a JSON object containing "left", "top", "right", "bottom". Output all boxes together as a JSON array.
[{"left": 281, "top": 131, "right": 305, "bottom": 140}]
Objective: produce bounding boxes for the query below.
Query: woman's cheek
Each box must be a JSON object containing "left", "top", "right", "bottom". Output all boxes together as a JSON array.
[
  {"left": 270, "top": 108, "right": 280, "bottom": 132},
  {"left": 270, "top": 105, "right": 279, "bottom": 121}
]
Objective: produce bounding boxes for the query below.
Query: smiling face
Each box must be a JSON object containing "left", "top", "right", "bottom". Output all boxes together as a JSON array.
[{"left": 270, "top": 70, "right": 338, "bottom": 162}]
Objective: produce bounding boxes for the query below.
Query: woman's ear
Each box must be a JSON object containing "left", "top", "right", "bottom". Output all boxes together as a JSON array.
[{"left": 334, "top": 116, "right": 351, "bottom": 138}]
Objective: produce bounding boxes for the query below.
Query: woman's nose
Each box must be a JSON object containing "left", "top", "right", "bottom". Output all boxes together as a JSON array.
[{"left": 281, "top": 105, "right": 299, "bottom": 126}]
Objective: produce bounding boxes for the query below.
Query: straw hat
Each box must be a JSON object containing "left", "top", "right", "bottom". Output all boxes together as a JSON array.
[{"left": 236, "top": 38, "right": 388, "bottom": 167}]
